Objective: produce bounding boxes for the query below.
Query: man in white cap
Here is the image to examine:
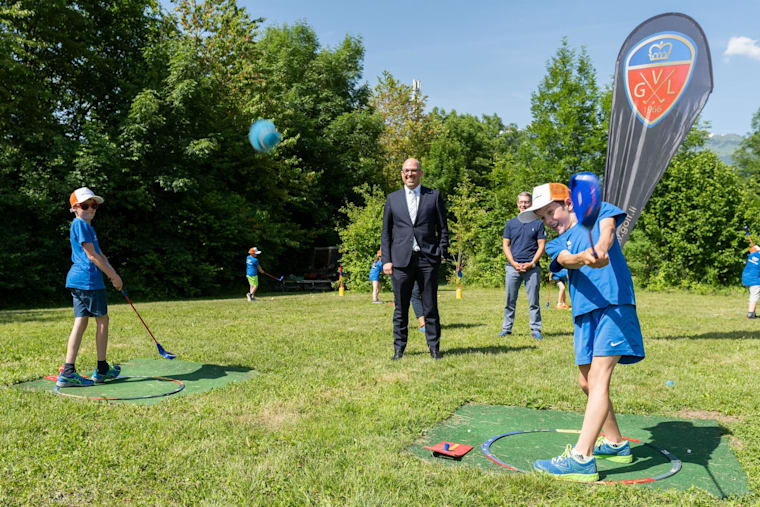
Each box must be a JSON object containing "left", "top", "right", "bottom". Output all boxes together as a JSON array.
[{"left": 57, "top": 187, "right": 123, "bottom": 388}]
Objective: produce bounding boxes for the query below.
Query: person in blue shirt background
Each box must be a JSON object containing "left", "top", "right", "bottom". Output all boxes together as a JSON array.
[
  {"left": 246, "top": 247, "right": 262, "bottom": 302},
  {"left": 58, "top": 187, "right": 123, "bottom": 388},
  {"left": 518, "top": 181, "right": 644, "bottom": 482},
  {"left": 500, "top": 192, "right": 546, "bottom": 340},
  {"left": 741, "top": 244, "right": 760, "bottom": 318},
  {"left": 370, "top": 249, "right": 383, "bottom": 303},
  {"left": 551, "top": 268, "right": 571, "bottom": 309}
]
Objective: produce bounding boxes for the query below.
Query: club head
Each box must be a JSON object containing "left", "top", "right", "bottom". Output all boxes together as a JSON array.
[
  {"left": 569, "top": 172, "right": 602, "bottom": 228},
  {"left": 278, "top": 276, "right": 284, "bottom": 282},
  {"left": 157, "top": 343, "right": 176, "bottom": 360}
]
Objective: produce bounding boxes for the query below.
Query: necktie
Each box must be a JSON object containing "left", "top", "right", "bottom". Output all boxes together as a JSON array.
[{"left": 408, "top": 189, "right": 420, "bottom": 251}]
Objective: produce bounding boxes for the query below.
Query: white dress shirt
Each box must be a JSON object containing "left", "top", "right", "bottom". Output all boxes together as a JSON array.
[{"left": 406, "top": 185, "right": 421, "bottom": 252}]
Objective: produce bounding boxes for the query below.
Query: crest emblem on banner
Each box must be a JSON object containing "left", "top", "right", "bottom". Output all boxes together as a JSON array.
[{"left": 624, "top": 32, "right": 697, "bottom": 127}]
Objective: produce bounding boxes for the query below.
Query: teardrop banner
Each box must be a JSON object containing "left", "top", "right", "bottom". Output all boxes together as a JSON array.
[{"left": 604, "top": 12, "right": 713, "bottom": 245}]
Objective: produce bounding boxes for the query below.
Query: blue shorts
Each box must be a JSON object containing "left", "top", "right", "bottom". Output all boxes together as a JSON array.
[
  {"left": 573, "top": 304, "right": 644, "bottom": 365},
  {"left": 552, "top": 275, "right": 567, "bottom": 283},
  {"left": 70, "top": 288, "right": 108, "bottom": 318},
  {"left": 369, "top": 274, "right": 380, "bottom": 282}
]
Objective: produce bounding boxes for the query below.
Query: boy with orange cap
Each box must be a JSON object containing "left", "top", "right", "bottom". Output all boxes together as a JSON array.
[{"left": 57, "top": 187, "right": 123, "bottom": 387}]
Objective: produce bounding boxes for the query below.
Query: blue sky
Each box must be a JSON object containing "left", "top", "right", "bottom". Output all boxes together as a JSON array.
[{"left": 169, "top": 1, "right": 760, "bottom": 135}]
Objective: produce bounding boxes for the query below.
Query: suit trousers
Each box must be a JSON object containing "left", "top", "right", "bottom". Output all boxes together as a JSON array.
[{"left": 391, "top": 253, "right": 441, "bottom": 353}]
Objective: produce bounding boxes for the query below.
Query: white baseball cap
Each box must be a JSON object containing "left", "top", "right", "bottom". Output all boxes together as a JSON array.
[
  {"left": 69, "top": 187, "right": 104, "bottom": 207},
  {"left": 249, "top": 247, "right": 262, "bottom": 254},
  {"left": 517, "top": 183, "right": 570, "bottom": 223}
]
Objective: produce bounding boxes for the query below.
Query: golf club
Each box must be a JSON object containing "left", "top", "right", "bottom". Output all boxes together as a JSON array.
[
  {"left": 121, "top": 289, "right": 176, "bottom": 360},
  {"left": 261, "top": 271, "right": 284, "bottom": 282},
  {"left": 569, "top": 172, "right": 602, "bottom": 259},
  {"left": 744, "top": 225, "right": 755, "bottom": 249}
]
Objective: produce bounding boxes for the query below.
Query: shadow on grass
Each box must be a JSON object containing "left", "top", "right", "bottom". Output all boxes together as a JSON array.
[
  {"left": 107, "top": 363, "right": 252, "bottom": 385},
  {"left": 600, "top": 420, "right": 729, "bottom": 497},
  {"left": 396, "top": 345, "right": 536, "bottom": 356},
  {"left": 441, "top": 322, "right": 486, "bottom": 330},
  {"left": 654, "top": 330, "right": 760, "bottom": 340},
  {"left": 0, "top": 309, "right": 68, "bottom": 324}
]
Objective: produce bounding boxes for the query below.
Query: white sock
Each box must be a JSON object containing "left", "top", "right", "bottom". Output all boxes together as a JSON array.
[
  {"left": 604, "top": 438, "right": 624, "bottom": 448},
  {"left": 571, "top": 448, "right": 592, "bottom": 462}
]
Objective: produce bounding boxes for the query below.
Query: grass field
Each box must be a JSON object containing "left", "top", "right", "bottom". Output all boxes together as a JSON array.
[{"left": 2, "top": 287, "right": 759, "bottom": 504}]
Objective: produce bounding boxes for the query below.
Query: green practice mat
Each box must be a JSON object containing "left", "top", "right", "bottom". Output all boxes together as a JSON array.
[
  {"left": 14, "top": 358, "right": 255, "bottom": 405},
  {"left": 410, "top": 405, "right": 748, "bottom": 498}
]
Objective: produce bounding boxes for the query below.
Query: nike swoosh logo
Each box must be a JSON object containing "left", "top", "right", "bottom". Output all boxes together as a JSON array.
[{"left": 610, "top": 340, "right": 624, "bottom": 347}]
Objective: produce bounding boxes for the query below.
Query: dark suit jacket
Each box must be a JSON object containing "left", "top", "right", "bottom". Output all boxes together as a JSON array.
[{"left": 381, "top": 186, "right": 449, "bottom": 268}]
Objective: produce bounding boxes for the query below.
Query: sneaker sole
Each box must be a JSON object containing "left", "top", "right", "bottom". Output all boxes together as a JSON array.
[
  {"left": 536, "top": 469, "right": 599, "bottom": 483},
  {"left": 55, "top": 381, "right": 94, "bottom": 387},
  {"left": 595, "top": 454, "right": 633, "bottom": 463}
]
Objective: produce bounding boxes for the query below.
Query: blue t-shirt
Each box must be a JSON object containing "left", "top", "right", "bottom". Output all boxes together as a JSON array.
[
  {"left": 503, "top": 217, "right": 546, "bottom": 263},
  {"left": 65, "top": 218, "right": 105, "bottom": 290},
  {"left": 369, "top": 259, "right": 382, "bottom": 279},
  {"left": 545, "top": 202, "right": 635, "bottom": 319},
  {"left": 742, "top": 251, "right": 760, "bottom": 286},
  {"left": 246, "top": 255, "right": 260, "bottom": 276}
]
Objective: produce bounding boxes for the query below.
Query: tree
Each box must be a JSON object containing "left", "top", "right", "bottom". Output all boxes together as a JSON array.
[
  {"left": 447, "top": 176, "right": 487, "bottom": 283},
  {"left": 336, "top": 184, "right": 388, "bottom": 292},
  {"left": 632, "top": 150, "right": 749, "bottom": 287},
  {"left": 371, "top": 72, "right": 441, "bottom": 191},
  {"left": 522, "top": 38, "right": 606, "bottom": 184},
  {"left": 734, "top": 106, "right": 760, "bottom": 181}
]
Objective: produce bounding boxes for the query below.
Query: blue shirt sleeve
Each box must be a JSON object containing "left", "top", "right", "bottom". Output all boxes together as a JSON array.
[{"left": 72, "top": 218, "right": 95, "bottom": 245}]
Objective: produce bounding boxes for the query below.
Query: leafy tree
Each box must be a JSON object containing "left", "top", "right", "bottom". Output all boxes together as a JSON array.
[
  {"left": 371, "top": 71, "right": 441, "bottom": 191},
  {"left": 522, "top": 38, "right": 606, "bottom": 184},
  {"left": 336, "top": 184, "right": 388, "bottom": 292},
  {"left": 734, "top": 106, "right": 760, "bottom": 180},
  {"left": 447, "top": 176, "right": 487, "bottom": 283},
  {"left": 632, "top": 150, "right": 748, "bottom": 287}
]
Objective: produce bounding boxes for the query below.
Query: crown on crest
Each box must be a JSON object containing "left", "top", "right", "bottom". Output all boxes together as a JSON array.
[{"left": 648, "top": 40, "right": 673, "bottom": 61}]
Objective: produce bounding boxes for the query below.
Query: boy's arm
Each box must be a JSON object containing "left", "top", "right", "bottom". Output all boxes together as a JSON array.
[
  {"left": 556, "top": 217, "right": 616, "bottom": 269},
  {"left": 82, "top": 242, "right": 123, "bottom": 290}
]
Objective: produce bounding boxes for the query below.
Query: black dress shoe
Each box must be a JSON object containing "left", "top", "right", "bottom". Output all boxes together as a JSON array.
[
  {"left": 392, "top": 351, "right": 404, "bottom": 360},
  {"left": 430, "top": 350, "right": 443, "bottom": 360}
]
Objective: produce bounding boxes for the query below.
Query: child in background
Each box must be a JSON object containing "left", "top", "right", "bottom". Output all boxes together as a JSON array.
[
  {"left": 370, "top": 250, "right": 383, "bottom": 303},
  {"left": 518, "top": 181, "right": 644, "bottom": 482},
  {"left": 741, "top": 245, "right": 760, "bottom": 318},
  {"left": 552, "top": 268, "right": 571, "bottom": 309},
  {"left": 57, "top": 187, "right": 123, "bottom": 387},
  {"left": 246, "top": 247, "right": 262, "bottom": 302}
]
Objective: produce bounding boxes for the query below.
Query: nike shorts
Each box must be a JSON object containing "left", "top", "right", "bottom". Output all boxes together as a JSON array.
[
  {"left": 573, "top": 304, "right": 644, "bottom": 366},
  {"left": 71, "top": 288, "right": 108, "bottom": 318},
  {"left": 247, "top": 275, "right": 259, "bottom": 286},
  {"left": 749, "top": 285, "right": 760, "bottom": 303}
]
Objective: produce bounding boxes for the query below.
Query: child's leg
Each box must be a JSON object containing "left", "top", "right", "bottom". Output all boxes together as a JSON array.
[
  {"left": 418, "top": 315, "right": 425, "bottom": 329},
  {"left": 748, "top": 286, "right": 758, "bottom": 314},
  {"left": 575, "top": 355, "right": 622, "bottom": 456},
  {"left": 249, "top": 283, "right": 254, "bottom": 295},
  {"left": 372, "top": 281, "right": 380, "bottom": 301},
  {"left": 557, "top": 281, "right": 564, "bottom": 305},
  {"left": 252, "top": 283, "right": 258, "bottom": 298},
  {"left": 94, "top": 314, "right": 109, "bottom": 362},
  {"left": 65, "top": 316, "right": 89, "bottom": 365}
]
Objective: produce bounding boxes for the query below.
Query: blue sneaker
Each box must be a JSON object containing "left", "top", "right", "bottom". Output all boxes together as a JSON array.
[
  {"left": 533, "top": 445, "right": 599, "bottom": 482},
  {"left": 498, "top": 330, "right": 511, "bottom": 337},
  {"left": 56, "top": 372, "right": 94, "bottom": 388},
  {"left": 531, "top": 330, "right": 543, "bottom": 340},
  {"left": 593, "top": 436, "right": 633, "bottom": 463},
  {"left": 92, "top": 364, "right": 121, "bottom": 384}
]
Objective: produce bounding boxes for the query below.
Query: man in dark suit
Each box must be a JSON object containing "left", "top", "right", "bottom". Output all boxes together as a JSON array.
[{"left": 381, "top": 158, "right": 449, "bottom": 360}]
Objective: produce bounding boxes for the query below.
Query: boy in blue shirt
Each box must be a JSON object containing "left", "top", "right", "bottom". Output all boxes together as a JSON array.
[
  {"left": 741, "top": 245, "right": 760, "bottom": 319},
  {"left": 246, "top": 247, "right": 262, "bottom": 302},
  {"left": 57, "top": 187, "right": 123, "bottom": 387},
  {"left": 518, "top": 182, "right": 645, "bottom": 482},
  {"left": 552, "top": 268, "right": 570, "bottom": 309},
  {"left": 370, "top": 250, "right": 383, "bottom": 303}
]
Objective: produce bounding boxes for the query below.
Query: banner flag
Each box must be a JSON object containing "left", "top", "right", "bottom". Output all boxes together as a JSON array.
[{"left": 604, "top": 12, "right": 713, "bottom": 245}]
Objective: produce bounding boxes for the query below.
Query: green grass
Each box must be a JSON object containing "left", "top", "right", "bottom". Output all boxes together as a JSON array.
[{"left": 2, "top": 287, "right": 759, "bottom": 505}]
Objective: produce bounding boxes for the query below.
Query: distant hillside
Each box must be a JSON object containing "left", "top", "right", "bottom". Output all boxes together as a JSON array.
[{"left": 705, "top": 133, "right": 743, "bottom": 166}]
